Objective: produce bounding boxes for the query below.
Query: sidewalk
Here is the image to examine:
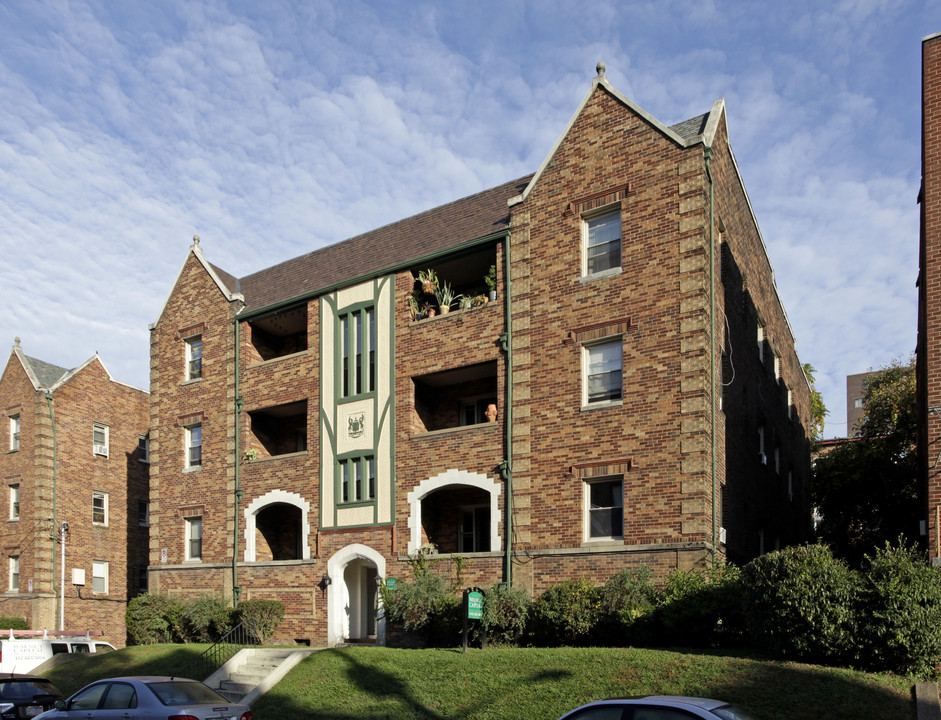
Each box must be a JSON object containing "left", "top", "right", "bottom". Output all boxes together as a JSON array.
[{"left": 916, "top": 683, "right": 941, "bottom": 720}]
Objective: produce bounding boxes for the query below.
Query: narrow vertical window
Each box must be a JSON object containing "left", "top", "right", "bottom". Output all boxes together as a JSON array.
[
  {"left": 138, "top": 435, "right": 150, "bottom": 463},
  {"left": 340, "top": 315, "right": 350, "bottom": 397},
  {"left": 8, "top": 416, "right": 20, "bottom": 452},
  {"left": 586, "top": 477, "right": 624, "bottom": 540},
  {"left": 584, "top": 210, "right": 622, "bottom": 275},
  {"left": 185, "top": 517, "right": 202, "bottom": 561},
  {"left": 93, "top": 423, "right": 109, "bottom": 457},
  {"left": 138, "top": 500, "right": 150, "bottom": 527},
  {"left": 92, "top": 491, "right": 108, "bottom": 525},
  {"left": 584, "top": 340, "right": 623, "bottom": 404},
  {"left": 92, "top": 560, "right": 108, "bottom": 594},
  {"left": 339, "top": 307, "right": 376, "bottom": 399},
  {"left": 186, "top": 424, "right": 202, "bottom": 469},
  {"left": 8, "top": 556, "right": 18, "bottom": 592},
  {"left": 338, "top": 455, "right": 376, "bottom": 503},
  {"left": 9, "top": 485, "right": 19, "bottom": 521},
  {"left": 185, "top": 336, "right": 203, "bottom": 381}
]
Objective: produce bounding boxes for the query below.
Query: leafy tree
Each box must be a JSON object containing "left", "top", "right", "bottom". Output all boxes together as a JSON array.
[
  {"left": 812, "top": 358, "right": 919, "bottom": 565},
  {"left": 802, "top": 363, "right": 828, "bottom": 444}
]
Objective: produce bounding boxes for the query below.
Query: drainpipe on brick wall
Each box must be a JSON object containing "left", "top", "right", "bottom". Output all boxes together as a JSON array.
[
  {"left": 499, "top": 236, "right": 514, "bottom": 586},
  {"left": 704, "top": 146, "right": 718, "bottom": 567},
  {"left": 232, "top": 312, "right": 244, "bottom": 607},
  {"left": 43, "top": 392, "right": 60, "bottom": 625}
]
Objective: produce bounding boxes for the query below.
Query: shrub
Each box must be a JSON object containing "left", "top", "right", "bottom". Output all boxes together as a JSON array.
[
  {"left": 656, "top": 564, "right": 744, "bottom": 648},
  {"left": 856, "top": 540, "right": 941, "bottom": 677},
  {"left": 125, "top": 593, "right": 186, "bottom": 645},
  {"left": 236, "top": 600, "right": 284, "bottom": 644},
  {"left": 381, "top": 571, "right": 451, "bottom": 631},
  {"left": 184, "top": 594, "right": 233, "bottom": 643},
  {"left": 481, "top": 583, "right": 531, "bottom": 645},
  {"left": 740, "top": 545, "right": 857, "bottom": 662},
  {"left": 528, "top": 577, "right": 602, "bottom": 646},
  {"left": 0, "top": 617, "right": 28, "bottom": 631},
  {"left": 598, "top": 566, "right": 658, "bottom": 646}
]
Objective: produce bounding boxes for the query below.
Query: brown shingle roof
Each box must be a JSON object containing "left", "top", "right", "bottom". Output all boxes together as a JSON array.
[{"left": 237, "top": 175, "right": 533, "bottom": 312}]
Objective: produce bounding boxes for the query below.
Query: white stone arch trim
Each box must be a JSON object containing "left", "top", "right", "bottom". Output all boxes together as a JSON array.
[
  {"left": 243, "top": 489, "right": 311, "bottom": 561},
  {"left": 405, "top": 469, "right": 502, "bottom": 554},
  {"left": 326, "top": 543, "right": 387, "bottom": 647}
]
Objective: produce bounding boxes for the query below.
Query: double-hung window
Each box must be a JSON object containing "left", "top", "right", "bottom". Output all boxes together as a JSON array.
[
  {"left": 583, "top": 340, "right": 623, "bottom": 405},
  {"left": 339, "top": 307, "right": 376, "bottom": 398},
  {"left": 185, "top": 424, "right": 202, "bottom": 469},
  {"left": 8, "top": 556, "right": 18, "bottom": 592},
  {"left": 92, "top": 491, "right": 108, "bottom": 525},
  {"left": 459, "top": 507, "right": 491, "bottom": 552},
  {"left": 586, "top": 477, "right": 624, "bottom": 540},
  {"left": 339, "top": 455, "right": 376, "bottom": 504},
  {"left": 584, "top": 209, "right": 622, "bottom": 276},
  {"left": 138, "top": 435, "right": 150, "bottom": 463},
  {"left": 92, "top": 560, "right": 108, "bottom": 594},
  {"left": 138, "top": 500, "right": 150, "bottom": 527},
  {"left": 185, "top": 336, "right": 203, "bottom": 381},
  {"left": 93, "top": 423, "right": 109, "bottom": 457},
  {"left": 9, "top": 485, "right": 19, "bottom": 521},
  {"left": 8, "top": 416, "right": 19, "bottom": 452},
  {"left": 185, "top": 517, "right": 202, "bottom": 561}
]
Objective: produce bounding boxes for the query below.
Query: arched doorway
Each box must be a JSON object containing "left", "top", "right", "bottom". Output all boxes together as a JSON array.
[{"left": 326, "top": 544, "right": 386, "bottom": 647}]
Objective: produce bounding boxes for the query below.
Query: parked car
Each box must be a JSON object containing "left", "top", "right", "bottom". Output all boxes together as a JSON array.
[
  {"left": 0, "top": 674, "right": 64, "bottom": 719},
  {"left": 0, "top": 633, "right": 116, "bottom": 675},
  {"left": 557, "top": 696, "right": 762, "bottom": 720},
  {"left": 36, "top": 677, "right": 252, "bottom": 720}
]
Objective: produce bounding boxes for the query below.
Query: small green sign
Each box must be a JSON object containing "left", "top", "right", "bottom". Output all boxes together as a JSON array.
[
  {"left": 385, "top": 578, "right": 398, "bottom": 590},
  {"left": 467, "top": 591, "right": 483, "bottom": 620}
]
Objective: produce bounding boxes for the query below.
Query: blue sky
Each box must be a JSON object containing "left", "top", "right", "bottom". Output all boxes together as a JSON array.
[{"left": 0, "top": 0, "right": 934, "bottom": 437}]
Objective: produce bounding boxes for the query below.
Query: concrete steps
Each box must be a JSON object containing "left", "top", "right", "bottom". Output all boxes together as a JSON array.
[{"left": 207, "top": 647, "right": 318, "bottom": 705}]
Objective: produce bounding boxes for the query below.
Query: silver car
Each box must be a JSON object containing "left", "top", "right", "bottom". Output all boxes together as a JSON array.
[
  {"left": 36, "top": 676, "right": 252, "bottom": 720},
  {"left": 557, "top": 696, "right": 762, "bottom": 720}
]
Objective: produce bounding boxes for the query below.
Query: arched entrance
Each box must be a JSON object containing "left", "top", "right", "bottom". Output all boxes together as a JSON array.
[{"left": 326, "top": 544, "right": 386, "bottom": 647}]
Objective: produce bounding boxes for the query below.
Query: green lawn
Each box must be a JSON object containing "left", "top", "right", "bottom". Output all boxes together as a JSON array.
[{"left": 41, "top": 644, "right": 917, "bottom": 720}]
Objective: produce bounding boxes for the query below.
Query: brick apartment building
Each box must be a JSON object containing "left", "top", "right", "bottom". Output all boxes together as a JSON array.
[
  {"left": 0, "top": 339, "right": 149, "bottom": 644},
  {"left": 918, "top": 31, "right": 941, "bottom": 563},
  {"left": 148, "top": 64, "right": 813, "bottom": 646}
]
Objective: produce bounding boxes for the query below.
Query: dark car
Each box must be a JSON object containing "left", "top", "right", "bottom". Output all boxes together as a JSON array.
[
  {"left": 36, "top": 676, "right": 251, "bottom": 720},
  {"left": 557, "top": 696, "right": 762, "bottom": 720},
  {"left": 0, "top": 675, "right": 63, "bottom": 719}
]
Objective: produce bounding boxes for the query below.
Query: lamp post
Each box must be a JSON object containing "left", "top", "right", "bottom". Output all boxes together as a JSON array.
[{"left": 59, "top": 521, "right": 68, "bottom": 631}]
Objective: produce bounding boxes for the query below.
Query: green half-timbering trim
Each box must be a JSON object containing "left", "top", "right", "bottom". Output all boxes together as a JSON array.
[{"left": 383, "top": 274, "right": 396, "bottom": 528}]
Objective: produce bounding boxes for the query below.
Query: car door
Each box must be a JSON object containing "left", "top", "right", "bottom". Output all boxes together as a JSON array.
[{"left": 94, "top": 682, "right": 139, "bottom": 720}]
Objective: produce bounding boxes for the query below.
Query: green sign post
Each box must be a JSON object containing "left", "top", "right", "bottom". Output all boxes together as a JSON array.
[
  {"left": 462, "top": 587, "right": 487, "bottom": 653},
  {"left": 385, "top": 578, "right": 398, "bottom": 590}
]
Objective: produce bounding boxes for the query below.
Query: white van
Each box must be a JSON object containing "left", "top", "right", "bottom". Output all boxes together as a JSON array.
[{"left": 0, "top": 631, "right": 116, "bottom": 674}]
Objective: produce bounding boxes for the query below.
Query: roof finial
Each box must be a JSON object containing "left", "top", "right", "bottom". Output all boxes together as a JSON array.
[
  {"left": 596, "top": 61, "right": 606, "bottom": 77},
  {"left": 14, "top": 337, "right": 20, "bottom": 347},
  {"left": 193, "top": 233, "right": 200, "bottom": 246}
]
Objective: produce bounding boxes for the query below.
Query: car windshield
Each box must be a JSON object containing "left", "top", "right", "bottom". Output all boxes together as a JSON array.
[
  {"left": 714, "top": 707, "right": 764, "bottom": 720},
  {"left": 149, "top": 681, "right": 228, "bottom": 706},
  {"left": 0, "top": 680, "right": 58, "bottom": 700}
]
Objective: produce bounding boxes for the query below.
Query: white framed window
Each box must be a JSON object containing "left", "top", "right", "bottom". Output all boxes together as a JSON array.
[
  {"left": 854, "top": 397, "right": 864, "bottom": 409},
  {"left": 138, "top": 500, "right": 150, "bottom": 527},
  {"left": 92, "top": 491, "right": 109, "bottom": 525},
  {"left": 8, "top": 556, "right": 18, "bottom": 592},
  {"left": 583, "top": 209, "right": 622, "bottom": 276},
  {"left": 339, "top": 455, "right": 376, "bottom": 504},
  {"left": 185, "top": 424, "right": 202, "bottom": 469},
  {"left": 585, "top": 477, "right": 624, "bottom": 540},
  {"left": 138, "top": 435, "right": 150, "bottom": 463},
  {"left": 92, "top": 560, "right": 108, "bottom": 594},
  {"left": 583, "top": 339, "right": 623, "bottom": 405},
  {"left": 458, "top": 506, "right": 491, "bottom": 552},
  {"left": 339, "top": 306, "right": 376, "bottom": 398},
  {"left": 9, "top": 484, "right": 19, "bottom": 521},
  {"left": 8, "top": 416, "right": 19, "bottom": 452},
  {"left": 757, "top": 323, "right": 765, "bottom": 363},
  {"left": 92, "top": 423, "right": 109, "bottom": 457},
  {"left": 185, "top": 335, "right": 203, "bottom": 381},
  {"left": 773, "top": 351, "right": 781, "bottom": 380},
  {"left": 185, "top": 516, "right": 202, "bottom": 561}
]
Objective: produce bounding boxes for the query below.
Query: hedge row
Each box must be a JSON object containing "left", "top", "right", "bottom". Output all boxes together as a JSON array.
[
  {"left": 126, "top": 594, "right": 284, "bottom": 646},
  {"left": 382, "top": 542, "right": 941, "bottom": 677}
]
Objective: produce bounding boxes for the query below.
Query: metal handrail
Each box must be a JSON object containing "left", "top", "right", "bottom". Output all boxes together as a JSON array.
[{"left": 176, "top": 622, "right": 258, "bottom": 681}]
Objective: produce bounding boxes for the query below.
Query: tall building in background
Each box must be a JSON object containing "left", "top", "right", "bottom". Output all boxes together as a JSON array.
[
  {"left": 846, "top": 372, "right": 876, "bottom": 436},
  {"left": 148, "top": 64, "right": 813, "bottom": 646},
  {"left": 0, "top": 339, "right": 149, "bottom": 644}
]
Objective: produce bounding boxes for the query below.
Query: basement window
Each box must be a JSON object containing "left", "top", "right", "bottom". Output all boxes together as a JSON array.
[
  {"left": 247, "top": 401, "right": 308, "bottom": 458},
  {"left": 411, "top": 362, "right": 498, "bottom": 433},
  {"left": 248, "top": 304, "right": 308, "bottom": 362}
]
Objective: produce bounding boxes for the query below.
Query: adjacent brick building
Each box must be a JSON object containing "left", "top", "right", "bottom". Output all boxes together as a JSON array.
[
  {"left": 918, "top": 32, "right": 941, "bottom": 562},
  {"left": 149, "top": 64, "right": 812, "bottom": 646},
  {"left": 0, "top": 339, "right": 149, "bottom": 644}
]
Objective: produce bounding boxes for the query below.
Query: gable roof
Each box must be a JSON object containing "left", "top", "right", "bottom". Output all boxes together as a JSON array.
[{"left": 22, "top": 353, "right": 69, "bottom": 388}]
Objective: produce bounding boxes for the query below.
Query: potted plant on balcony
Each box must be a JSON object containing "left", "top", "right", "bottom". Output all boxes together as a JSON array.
[
  {"left": 435, "top": 282, "right": 462, "bottom": 314},
  {"left": 485, "top": 264, "right": 497, "bottom": 301},
  {"left": 418, "top": 268, "right": 439, "bottom": 296}
]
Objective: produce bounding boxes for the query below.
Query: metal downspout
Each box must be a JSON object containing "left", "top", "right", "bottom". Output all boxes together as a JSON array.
[
  {"left": 43, "top": 392, "right": 59, "bottom": 625},
  {"left": 501, "top": 236, "right": 514, "bottom": 586},
  {"left": 233, "top": 314, "right": 243, "bottom": 606},
  {"left": 704, "top": 147, "right": 718, "bottom": 566}
]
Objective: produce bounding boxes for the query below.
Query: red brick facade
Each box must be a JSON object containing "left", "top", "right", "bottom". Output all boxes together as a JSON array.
[
  {"left": 0, "top": 341, "right": 148, "bottom": 645},
  {"left": 919, "top": 33, "right": 941, "bottom": 562},
  {"left": 149, "top": 69, "right": 811, "bottom": 646}
]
